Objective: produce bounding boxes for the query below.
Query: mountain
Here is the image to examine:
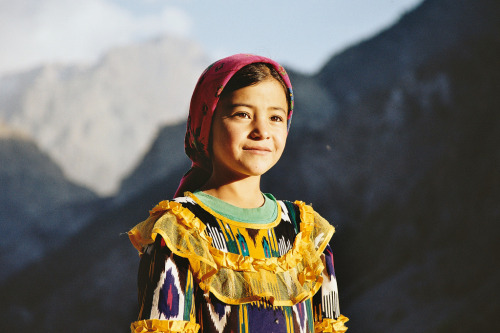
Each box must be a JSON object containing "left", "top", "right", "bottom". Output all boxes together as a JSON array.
[
  {"left": 116, "top": 121, "right": 190, "bottom": 202},
  {"left": 1, "top": 0, "right": 499, "bottom": 331},
  {"left": 0, "top": 166, "right": 186, "bottom": 332},
  {"left": 271, "top": 0, "right": 500, "bottom": 331},
  {"left": 0, "top": 35, "right": 210, "bottom": 195},
  {"left": 0, "top": 122, "right": 99, "bottom": 281}
]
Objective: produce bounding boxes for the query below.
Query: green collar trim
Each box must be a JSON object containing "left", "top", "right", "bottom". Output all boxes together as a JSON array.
[{"left": 192, "top": 190, "right": 278, "bottom": 224}]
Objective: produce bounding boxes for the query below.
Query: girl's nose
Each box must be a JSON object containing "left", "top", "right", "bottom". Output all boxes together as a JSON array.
[{"left": 250, "top": 117, "right": 270, "bottom": 139}]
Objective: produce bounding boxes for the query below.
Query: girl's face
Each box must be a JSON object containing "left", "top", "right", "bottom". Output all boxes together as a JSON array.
[{"left": 210, "top": 78, "right": 288, "bottom": 180}]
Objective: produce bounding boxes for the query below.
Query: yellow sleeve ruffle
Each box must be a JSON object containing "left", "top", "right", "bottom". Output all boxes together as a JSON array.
[
  {"left": 128, "top": 197, "right": 335, "bottom": 306},
  {"left": 314, "top": 315, "right": 349, "bottom": 332},
  {"left": 131, "top": 319, "right": 200, "bottom": 333}
]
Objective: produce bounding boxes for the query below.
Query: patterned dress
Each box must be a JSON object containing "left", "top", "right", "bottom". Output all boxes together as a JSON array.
[{"left": 128, "top": 193, "right": 348, "bottom": 332}]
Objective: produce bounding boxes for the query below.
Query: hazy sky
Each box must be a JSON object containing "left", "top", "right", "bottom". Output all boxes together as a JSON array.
[{"left": 0, "top": 0, "right": 424, "bottom": 76}]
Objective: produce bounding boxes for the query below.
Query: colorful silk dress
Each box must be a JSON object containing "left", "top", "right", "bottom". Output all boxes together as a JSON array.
[{"left": 128, "top": 192, "right": 348, "bottom": 332}]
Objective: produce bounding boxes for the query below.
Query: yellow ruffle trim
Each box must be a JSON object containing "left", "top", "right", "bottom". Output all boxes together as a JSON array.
[
  {"left": 314, "top": 315, "right": 349, "bottom": 332},
  {"left": 131, "top": 319, "right": 200, "bottom": 333},
  {"left": 128, "top": 196, "right": 335, "bottom": 306}
]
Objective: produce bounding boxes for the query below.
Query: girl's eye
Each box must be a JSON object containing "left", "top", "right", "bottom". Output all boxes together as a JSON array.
[
  {"left": 271, "top": 115, "right": 284, "bottom": 122},
  {"left": 234, "top": 112, "right": 250, "bottom": 119}
]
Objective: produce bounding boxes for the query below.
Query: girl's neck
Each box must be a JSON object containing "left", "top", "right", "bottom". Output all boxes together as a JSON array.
[{"left": 200, "top": 175, "right": 264, "bottom": 208}]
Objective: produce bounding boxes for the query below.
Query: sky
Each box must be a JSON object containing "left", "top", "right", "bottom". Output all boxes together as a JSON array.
[{"left": 0, "top": 0, "right": 424, "bottom": 76}]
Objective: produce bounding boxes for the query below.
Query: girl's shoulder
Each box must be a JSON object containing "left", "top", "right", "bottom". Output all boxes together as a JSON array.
[{"left": 128, "top": 194, "right": 335, "bottom": 258}]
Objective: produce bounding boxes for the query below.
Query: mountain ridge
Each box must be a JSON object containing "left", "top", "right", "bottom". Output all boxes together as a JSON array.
[
  {"left": 0, "top": 131, "right": 99, "bottom": 282},
  {"left": 0, "top": 35, "right": 210, "bottom": 195}
]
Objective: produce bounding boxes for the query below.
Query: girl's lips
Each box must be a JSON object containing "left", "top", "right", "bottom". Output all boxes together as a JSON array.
[{"left": 243, "top": 146, "right": 272, "bottom": 152}]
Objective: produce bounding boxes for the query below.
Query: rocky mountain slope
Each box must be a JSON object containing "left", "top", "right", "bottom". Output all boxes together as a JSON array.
[
  {"left": 116, "top": 121, "right": 190, "bottom": 202},
  {"left": 1, "top": 0, "right": 499, "bottom": 331},
  {"left": 275, "top": 0, "right": 500, "bottom": 331},
  {"left": 0, "top": 122, "right": 98, "bottom": 281},
  {"left": 0, "top": 35, "right": 209, "bottom": 195}
]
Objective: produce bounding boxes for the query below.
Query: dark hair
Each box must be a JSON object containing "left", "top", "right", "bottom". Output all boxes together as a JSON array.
[{"left": 220, "top": 63, "right": 291, "bottom": 112}]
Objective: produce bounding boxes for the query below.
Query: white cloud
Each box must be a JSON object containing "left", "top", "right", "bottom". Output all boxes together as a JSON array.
[
  {"left": 0, "top": 0, "right": 423, "bottom": 75},
  {"left": 0, "top": 0, "right": 192, "bottom": 75},
  {"left": 159, "top": 7, "right": 192, "bottom": 37}
]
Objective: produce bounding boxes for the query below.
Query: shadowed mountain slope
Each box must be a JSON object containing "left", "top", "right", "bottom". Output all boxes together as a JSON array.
[{"left": 0, "top": 127, "right": 98, "bottom": 282}]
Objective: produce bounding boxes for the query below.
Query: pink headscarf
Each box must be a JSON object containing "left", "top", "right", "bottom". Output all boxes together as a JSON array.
[{"left": 174, "top": 54, "right": 294, "bottom": 197}]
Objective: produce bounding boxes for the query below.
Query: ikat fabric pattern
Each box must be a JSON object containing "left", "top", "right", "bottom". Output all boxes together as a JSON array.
[{"left": 134, "top": 197, "right": 343, "bottom": 332}]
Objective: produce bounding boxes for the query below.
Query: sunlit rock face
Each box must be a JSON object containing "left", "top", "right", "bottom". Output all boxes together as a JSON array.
[{"left": 0, "top": 35, "right": 209, "bottom": 195}]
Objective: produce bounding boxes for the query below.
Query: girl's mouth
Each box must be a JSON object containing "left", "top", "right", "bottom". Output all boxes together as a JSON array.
[{"left": 243, "top": 146, "right": 272, "bottom": 154}]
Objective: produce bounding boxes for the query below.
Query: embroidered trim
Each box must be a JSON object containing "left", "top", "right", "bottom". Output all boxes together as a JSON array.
[
  {"left": 130, "top": 319, "right": 200, "bottom": 333},
  {"left": 128, "top": 199, "right": 335, "bottom": 306},
  {"left": 314, "top": 315, "right": 349, "bottom": 332}
]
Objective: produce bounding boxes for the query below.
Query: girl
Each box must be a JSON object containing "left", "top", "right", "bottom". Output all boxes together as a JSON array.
[{"left": 128, "top": 54, "right": 348, "bottom": 332}]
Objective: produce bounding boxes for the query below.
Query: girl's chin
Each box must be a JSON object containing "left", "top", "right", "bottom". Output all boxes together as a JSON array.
[{"left": 225, "top": 167, "right": 273, "bottom": 179}]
